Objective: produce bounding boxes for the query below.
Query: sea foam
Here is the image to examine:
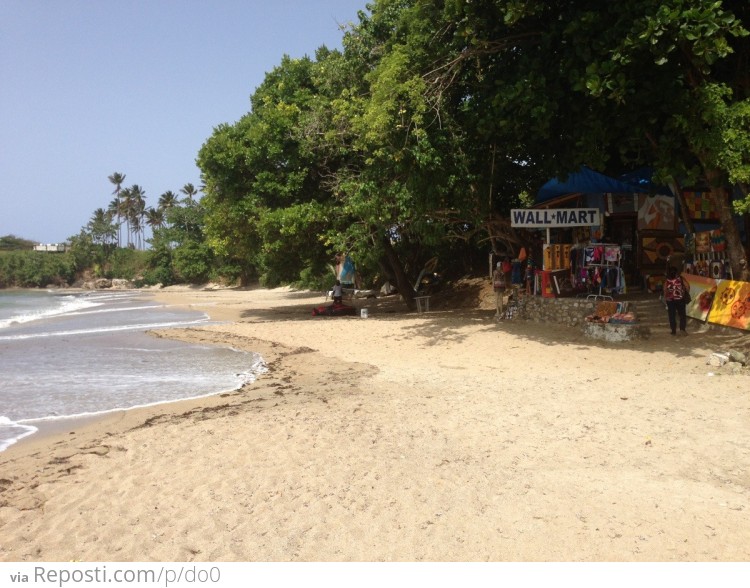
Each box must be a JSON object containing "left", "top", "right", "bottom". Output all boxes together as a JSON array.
[{"left": 0, "top": 294, "right": 101, "bottom": 329}]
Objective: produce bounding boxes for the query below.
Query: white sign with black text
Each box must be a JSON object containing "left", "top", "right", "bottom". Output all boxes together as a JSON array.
[{"left": 511, "top": 208, "right": 601, "bottom": 228}]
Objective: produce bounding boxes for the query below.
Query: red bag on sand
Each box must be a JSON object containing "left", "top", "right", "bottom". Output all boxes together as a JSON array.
[{"left": 312, "top": 303, "right": 357, "bottom": 317}]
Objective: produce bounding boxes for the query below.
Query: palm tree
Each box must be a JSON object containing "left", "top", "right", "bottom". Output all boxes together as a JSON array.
[
  {"left": 180, "top": 183, "right": 198, "bottom": 204},
  {"left": 119, "top": 186, "right": 133, "bottom": 247},
  {"left": 127, "top": 185, "right": 147, "bottom": 249},
  {"left": 87, "top": 208, "right": 116, "bottom": 247},
  {"left": 145, "top": 207, "right": 165, "bottom": 231},
  {"left": 107, "top": 197, "right": 120, "bottom": 224},
  {"left": 108, "top": 172, "right": 126, "bottom": 247},
  {"left": 158, "top": 190, "right": 179, "bottom": 213}
]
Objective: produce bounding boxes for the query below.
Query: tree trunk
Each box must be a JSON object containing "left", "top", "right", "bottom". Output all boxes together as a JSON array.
[
  {"left": 381, "top": 235, "right": 416, "bottom": 310},
  {"left": 705, "top": 169, "right": 748, "bottom": 278},
  {"left": 668, "top": 179, "right": 695, "bottom": 235}
]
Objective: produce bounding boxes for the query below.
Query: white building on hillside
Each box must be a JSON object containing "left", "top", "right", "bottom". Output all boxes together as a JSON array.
[{"left": 33, "top": 243, "right": 68, "bottom": 252}]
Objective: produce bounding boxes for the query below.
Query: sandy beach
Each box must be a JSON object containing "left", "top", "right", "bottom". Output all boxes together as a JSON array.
[{"left": 1, "top": 285, "right": 749, "bottom": 562}]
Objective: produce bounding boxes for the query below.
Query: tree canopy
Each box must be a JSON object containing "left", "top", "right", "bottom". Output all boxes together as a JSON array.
[{"left": 197, "top": 0, "right": 750, "bottom": 299}]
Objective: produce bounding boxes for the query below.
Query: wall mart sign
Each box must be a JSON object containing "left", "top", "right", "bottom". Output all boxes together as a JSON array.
[{"left": 510, "top": 208, "right": 601, "bottom": 228}]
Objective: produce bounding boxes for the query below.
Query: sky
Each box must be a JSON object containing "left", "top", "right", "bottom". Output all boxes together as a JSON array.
[{"left": 0, "top": 0, "right": 367, "bottom": 244}]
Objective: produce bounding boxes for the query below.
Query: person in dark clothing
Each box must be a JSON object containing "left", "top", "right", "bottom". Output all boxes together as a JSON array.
[{"left": 663, "top": 266, "right": 688, "bottom": 336}]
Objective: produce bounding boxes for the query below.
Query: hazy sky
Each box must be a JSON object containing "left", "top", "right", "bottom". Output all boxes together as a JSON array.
[{"left": 0, "top": 0, "right": 366, "bottom": 243}]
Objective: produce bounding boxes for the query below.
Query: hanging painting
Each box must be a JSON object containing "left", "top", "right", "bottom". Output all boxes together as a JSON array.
[
  {"left": 637, "top": 195, "right": 676, "bottom": 231},
  {"left": 638, "top": 232, "right": 685, "bottom": 271},
  {"left": 682, "top": 190, "right": 720, "bottom": 220}
]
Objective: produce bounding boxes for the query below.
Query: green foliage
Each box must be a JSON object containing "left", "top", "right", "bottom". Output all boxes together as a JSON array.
[
  {"left": 141, "top": 265, "right": 175, "bottom": 288},
  {"left": 296, "top": 263, "right": 334, "bottom": 291},
  {"left": 0, "top": 235, "right": 35, "bottom": 251},
  {"left": 142, "top": 232, "right": 174, "bottom": 286},
  {"left": 0, "top": 251, "right": 76, "bottom": 288},
  {"left": 172, "top": 242, "right": 214, "bottom": 284},
  {"left": 109, "top": 248, "right": 149, "bottom": 280},
  {"left": 67, "top": 230, "right": 101, "bottom": 273},
  {"left": 198, "top": 54, "right": 350, "bottom": 287}
]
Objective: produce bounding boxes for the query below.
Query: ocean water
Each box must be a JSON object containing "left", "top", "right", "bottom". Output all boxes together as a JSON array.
[{"left": 0, "top": 289, "right": 264, "bottom": 451}]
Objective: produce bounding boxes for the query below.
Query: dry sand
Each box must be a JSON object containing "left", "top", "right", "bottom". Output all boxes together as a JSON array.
[{"left": 1, "top": 285, "right": 749, "bottom": 562}]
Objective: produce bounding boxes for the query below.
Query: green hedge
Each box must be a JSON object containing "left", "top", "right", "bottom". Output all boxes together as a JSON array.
[{"left": 0, "top": 251, "right": 77, "bottom": 288}]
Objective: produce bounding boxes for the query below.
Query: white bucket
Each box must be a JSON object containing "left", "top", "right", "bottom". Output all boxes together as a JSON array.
[{"left": 360, "top": 308, "right": 369, "bottom": 318}]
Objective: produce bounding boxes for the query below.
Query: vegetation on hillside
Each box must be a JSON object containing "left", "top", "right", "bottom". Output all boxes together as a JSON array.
[{"left": 0, "top": 235, "right": 36, "bottom": 251}]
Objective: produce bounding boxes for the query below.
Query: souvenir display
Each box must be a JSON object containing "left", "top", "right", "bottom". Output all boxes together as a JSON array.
[
  {"left": 639, "top": 233, "right": 685, "bottom": 270},
  {"left": 684, "top": 229, "right": 733, "bottom": 280},
  {"left": 682, "top": 190, "right": 720, "bottom": 221}
]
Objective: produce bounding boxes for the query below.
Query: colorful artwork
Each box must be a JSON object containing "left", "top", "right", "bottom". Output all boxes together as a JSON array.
[
  {"left": 639, "top": 234, "right": 685, "bottom": 269},
  {"left": 695, "top": 259, "right": 711, "bottom": 277},
  {"left": 694, "top": 231, "right": 711, "bottom": 254},
  {"left": 710, "top": 228, "right": 727, "bottom": 252},
  {"left": 637, "top": 195, "right": 676, "bottom": 230},
  {"left": 683, "top": 274, "right": 717, "bottom": 322},
  {"left": 604, "top": 246, "right": 620, "bottom": 263},
  {"left": 707, "top": 280, "right": 750, "bottom": 331},
  {"left": 682, "top": 191, "right": 719, "bottom": 220}
]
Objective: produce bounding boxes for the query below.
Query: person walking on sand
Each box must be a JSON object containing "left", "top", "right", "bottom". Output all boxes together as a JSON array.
[
  {"left": 493, "top": 261, "right": 506, "bottom": 318},
  {"left": 663, "top": 266, "right": 688, "bottom": 336}
]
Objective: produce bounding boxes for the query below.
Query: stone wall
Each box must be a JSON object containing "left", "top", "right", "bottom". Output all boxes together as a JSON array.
[
  {"left": 506, "top": 293, "right": 650, "bottom": 341},
  {"left": 510, "top": 294, "right": 598, "bottom": 328}
]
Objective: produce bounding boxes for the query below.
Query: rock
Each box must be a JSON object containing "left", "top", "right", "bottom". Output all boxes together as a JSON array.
[
  {"left": 708, "top": 353, "right": 729, "bottom": 367},
  {"left": 727, "top": 349, "right": 747, "bottom": 365},
  {"left": 726, "top": 362, "right": 744, "bottom": 375},
  {"left": 582, "top": 322, "right": 649, "bottom": 342},
  {"left": 111, "top": 279, "right": 133, "bottom": 289}
]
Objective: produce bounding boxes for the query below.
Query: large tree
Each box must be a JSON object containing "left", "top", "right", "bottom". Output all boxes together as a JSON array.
[
  {"left": 419, "top": 0, "right": 749, "bottom": 274},
  {"left": 198, "top": 54, "right": 348, "bottom": 287},
  {"left": 197, "top": 0, "right": 749, "bottom": 294},
  {"left": 286, "top": 2, "right": 494, "bottom": 305}
]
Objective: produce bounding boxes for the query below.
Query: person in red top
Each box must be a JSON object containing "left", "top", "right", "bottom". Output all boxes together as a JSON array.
[{"left": 663, "top": 266, "right": 689, "bottom": 336}]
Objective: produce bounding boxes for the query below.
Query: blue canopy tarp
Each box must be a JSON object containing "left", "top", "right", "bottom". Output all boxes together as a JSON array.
[{"left": 536, "top": 166, "right": 654, "bottom": 204}]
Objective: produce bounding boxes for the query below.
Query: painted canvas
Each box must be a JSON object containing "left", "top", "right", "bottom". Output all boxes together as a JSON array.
[
  {"left": 639, "top": 233, "right": 685, "bottom": 270},
  {"left": 683, "top": 274, "right": 717, "bottom": 322},
  {"left": 682, "top": 191, "right": 719, "bottom": 220},
  {"left": 637, "top": 195, "right": 676, "bottom": 230},
  {"left": 707, "top": 280, "right": 750, "bottom": 331}
]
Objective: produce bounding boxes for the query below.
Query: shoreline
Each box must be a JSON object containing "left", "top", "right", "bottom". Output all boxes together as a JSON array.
[
  {"left": 0, "top": 286, "right": 253, "bottom": 453},
  {"left": 2, "top": 285, "right": 750, "bottom": 561}
]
